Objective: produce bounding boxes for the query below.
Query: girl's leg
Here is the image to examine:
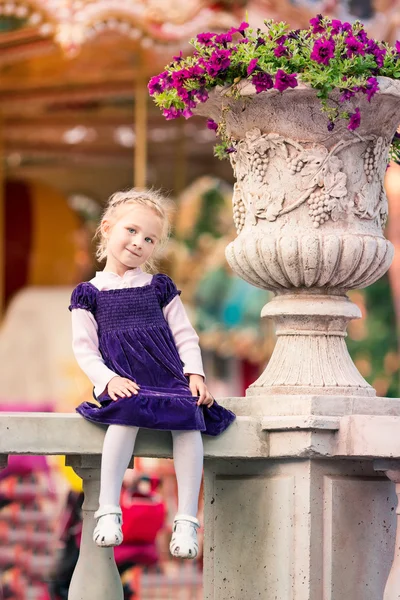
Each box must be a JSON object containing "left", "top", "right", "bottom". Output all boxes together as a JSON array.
[
  {"left": 172, "top": 430, "right": 203, "bottom": 516},
  {"left": 94, "top": 424, "right": 139, "bottom": 548},
  {"left": 99, "top": 424, "right": 139, "bottom": 506},
  {"left": 170, "top": 430, "right": 203, "bottom": 559}
]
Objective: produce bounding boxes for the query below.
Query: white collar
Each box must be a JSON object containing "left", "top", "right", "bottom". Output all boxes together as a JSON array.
[{"left": 95, "top": 267, "right": 143, "bottom": 280}]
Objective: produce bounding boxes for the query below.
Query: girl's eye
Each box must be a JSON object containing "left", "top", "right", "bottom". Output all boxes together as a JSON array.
[
  {"left": 128, "top": 228, "right": 135, "bottom": 234},
  {"left": 145, "top": 238, "right": 153, "bottom": 244}
]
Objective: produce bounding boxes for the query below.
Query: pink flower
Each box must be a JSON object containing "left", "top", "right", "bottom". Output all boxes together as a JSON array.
[
  {"left": 347, "top": 107, "right": 361, "bottom": 131},
  {"left": 310, "top": 37, "right": 336, "bottom": 65},
  {"left": 247, "top": 58, "right": 258, "bottom": 75},
  {"left": 251, "top": 72, "right": 273, "bottom": 93},
  {"left": 274, "top": 69, "right": 298, "bottom": 92}
]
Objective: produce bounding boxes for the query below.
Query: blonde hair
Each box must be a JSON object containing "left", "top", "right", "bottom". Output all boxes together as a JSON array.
[{"left": 95, "top": 188, "right": 174, "bottom": 273}]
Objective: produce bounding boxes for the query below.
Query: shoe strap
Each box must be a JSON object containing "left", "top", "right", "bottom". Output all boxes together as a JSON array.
[
  {"left": 173, "top": 514, "right": 200, "bottom": 528},
  {"left": 94, "top": 504, "right": 122, "bottom": 520}
]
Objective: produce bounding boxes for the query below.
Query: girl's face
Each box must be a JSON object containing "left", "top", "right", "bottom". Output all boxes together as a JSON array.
[{"left": 102, "top": 205, "right": 163, "bottom": 275}]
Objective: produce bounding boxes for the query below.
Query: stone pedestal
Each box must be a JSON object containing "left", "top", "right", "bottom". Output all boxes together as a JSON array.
[
  {"left": 66, "top": 455, "right": 123, "bottom": 600},
  {"left": 202, "top": 395, "right": 400, "bottom": 600}
]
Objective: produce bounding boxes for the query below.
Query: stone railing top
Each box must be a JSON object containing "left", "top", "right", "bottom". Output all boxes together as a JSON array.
[
  {"left": 1, "top": 406, "right": 400, "bottom": 461},
  {"left": 0, "top": 412, "right": 268, "bottom": 460}
]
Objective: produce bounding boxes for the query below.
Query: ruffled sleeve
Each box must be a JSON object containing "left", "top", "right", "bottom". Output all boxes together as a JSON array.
[
  {"left": 153, "top": 273, "right": 181, "bottom": 309},
  {"left": 68, "top": 282, "right": 98, "bottom": 314}
]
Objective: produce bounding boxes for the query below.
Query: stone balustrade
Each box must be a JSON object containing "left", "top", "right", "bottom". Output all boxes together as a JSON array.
[{"left": 1, "top": 405, "right": 400, "bottom": 600}]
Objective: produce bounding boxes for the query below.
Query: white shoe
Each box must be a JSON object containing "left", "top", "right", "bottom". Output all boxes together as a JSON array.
[
  {"left": 169, "top": 514, "right": 200, "bottom": 559},
  {"left": 93, "top": 504, "right": 123, "bottom": 547}
]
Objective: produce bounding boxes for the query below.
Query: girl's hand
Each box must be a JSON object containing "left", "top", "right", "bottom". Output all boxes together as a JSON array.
[
  {"left": 187, "top": 374, "right": 214, "bottom": 407},
  {"left": 107, "top": 376, "right": 140, "bottom": 401}
]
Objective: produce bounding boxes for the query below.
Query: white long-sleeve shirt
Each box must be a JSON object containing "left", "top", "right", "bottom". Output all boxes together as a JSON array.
[{"left": 71, "top": 267, "right": 205, "bottom": 397}]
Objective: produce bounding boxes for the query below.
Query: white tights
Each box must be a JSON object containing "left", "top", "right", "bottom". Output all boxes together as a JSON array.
[{"left": 98, "top": 425, "right": 204, "bottom": 518}]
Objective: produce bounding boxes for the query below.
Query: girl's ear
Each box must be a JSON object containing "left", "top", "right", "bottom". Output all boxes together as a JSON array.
[{"left": 101, "top": 219, "right": 111, "bottom": 239}]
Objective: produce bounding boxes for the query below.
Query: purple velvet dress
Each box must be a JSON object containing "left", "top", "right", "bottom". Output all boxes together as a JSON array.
[{"left": 69, "top": 273, "right": 236, "bottom": 436}]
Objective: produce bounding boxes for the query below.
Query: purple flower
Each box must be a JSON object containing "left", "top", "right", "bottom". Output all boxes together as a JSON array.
[
  {"left": 362, "top": 76, "right": 379, "bottom": 102},
  {"left": 310, "top": 14, "right": 325, "bottom": 34},
  {"left": 396, "top": 40, "right": 400, "bottom": 55},
  {"left": 182, "top": 108, "right": 193, "bottom": 119},
  {"left": 366, "top": 40, "right": 386, "bottom": 67},
  {"left": 148, "top": 71, "right": 172, "bottom": 95},
  {"left": 172, "top": 68, "right": 190, "bottom": 87},
  {"left": 357, "top": 29, "right": 368, "bottom": 43},
  {"left": 347, "top": 107, "right": 361, "bottom": 131},
  {"left": 310, "top": 37, "right": 336, "bottom": 65},
  {"left": 274, "top": 44, "right": 289, "bottom": 58},
  {"left": 187, "top": 65, "right": 205, "bottom": 78},
  {"left": 196, "top": 32, "right": 216, "bottom": 46},
  {"left": 332, "top": 21, "right": 352, "bottom": 34},
  {"left": 247, "top": 58, "right": 258, "bottom": 75},
  {"left": 327, "top": 121, "right": 335, "bottom": 131},
  {"left": 173, "top": 51, "right": 184, "bottom": 63},
  {"left": 228, "top": 21, "right": 249, "bottom": 37},
  {"left": 207, "top": 119, "right": 218, "bottom": 131},
  {"left": 274, "top": 69, "right": 298, "bottom": 92},
  {"left": 331, "top": 20, "right": 343, "bottom": 35},
  {"left": 251, "top": 71, "right": 274, "bottom": 93},
  {"left": 214, "top": 32, "right": 233, "bottom": 46},
  {"left": 204, "top": 49, "right": 231, "bottom": 77},
  {"left": 162, "top": 107, "right": 182, "bottom": 120},
  {"left": 340, "top": 88, "right": 356, "bottom": 103},
  {"left": 195, "top": 87, "right": 209, "bottom": 103},
  {"left": 345, "top": 35, "right": 365, "bottom": 57},
  {"left": 255, "top": 36, "right": 266, "bottom": 49},
  {"left": 226, "top": 146, "right": 236, "bottom": 154},
  {"left": 276, "top": 35, "right": 287, "bottom": 44},
  {"left": 288, "top": 29, "right": 300, "bottom": 40}
]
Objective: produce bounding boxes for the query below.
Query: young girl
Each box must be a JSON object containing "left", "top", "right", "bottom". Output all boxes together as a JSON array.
[{"left": 69, "top": 188, "right": 235, "bottom": 559}]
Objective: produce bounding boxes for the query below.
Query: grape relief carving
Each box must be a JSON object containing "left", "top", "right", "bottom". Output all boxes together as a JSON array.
[{"left": 230, "top": 127, "right": 389, "bottom": 233}]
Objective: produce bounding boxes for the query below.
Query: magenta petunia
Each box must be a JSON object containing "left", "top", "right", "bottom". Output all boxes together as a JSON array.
[
  {"left": 255, "top": 37, "right": 266, "bottom": 49},
  {"left": 357, "top": 29, "right": 368, "bottom": 43},
  {"left": 147, "top": 71, "right": 172, "bottom": 95},
  {"left": 310, "top": 14, "right": 325, "bottom": 34},
  {"left": 215, "top": 32, "right": 233, "bottom": 46},
  {"left": 173, "top": 51, "right": 184, "bottom": 62},
  {"left": 204, "top": 49, "right": 231, "bottom": 77},
  {"left": 228, "top": 21, "right": 249, "bottom": 36},
  {"left": 363, "top": 77, "right": 379, "bottom": 102},
  {"left": 251, "top": 71, "right": 274, "bottom": 93},
  {"left": 207, "top": 119, "right": 218, "bottom": 131},
  {"left": 274, "top": 69, "right": 298, "bottom": 92},
  {"left": 366, "top": 40, "right": 387, "bottom": 67},
  {"left": 396, "top": 40, "right": 400, "bottom": 54},
  {"left": 162, "top": 107, "right": 183, "bottom": 120},
  {"left": 172, "top": 69, "right": 191, "bottom": 87},
  {"left": 339, "top": 88, "right": 356, "bottom": 103},
  {"left": 197, "top": 32, "right": 216, "bottom": 46},
  {"left": 345, "top": 35, "right": 365, "bottom": 58},
  {"left": 247, "top": 58, "right": 258, "bottom": 75},
  {"left": 347, "top": 107, "right": 361, "bottom": 131},
  {"left": 274, "top": 44, "right": 288, "bottom": 58},
  {"left": 330, "top": 20, "right": 342, "bottom": 35},
  {"left": 195, "top": 87, "right": 209, "bottom": 103},
  {"left": 310, "top": 37, "right": 336, "bottom": 65}
]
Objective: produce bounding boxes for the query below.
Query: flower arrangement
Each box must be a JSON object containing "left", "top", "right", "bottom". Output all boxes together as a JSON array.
[{"left": 148, "top": 14, "right": 400, "bottom": 160}]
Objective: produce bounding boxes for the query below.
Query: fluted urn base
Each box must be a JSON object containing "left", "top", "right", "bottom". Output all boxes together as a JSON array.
[{"left": 247, "top": 292, "right": 375, "bottom": 397}]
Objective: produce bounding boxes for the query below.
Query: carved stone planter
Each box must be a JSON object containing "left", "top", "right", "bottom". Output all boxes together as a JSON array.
[{"left": 198, "top": 77, "right": 400, "bottom": 397}]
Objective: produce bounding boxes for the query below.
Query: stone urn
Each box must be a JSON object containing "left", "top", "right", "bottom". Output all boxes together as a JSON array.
[{"left": 198, "top": 77, "right": 400, "bottom": 397}]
